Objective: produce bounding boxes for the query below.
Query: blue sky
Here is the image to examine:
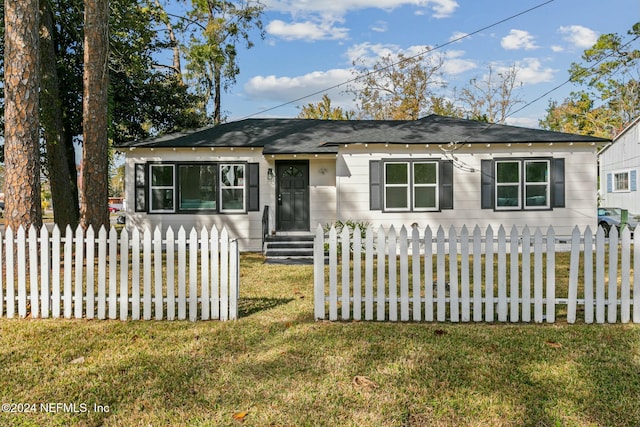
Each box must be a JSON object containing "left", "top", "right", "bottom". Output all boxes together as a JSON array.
[{"left": 174, "top": 0, "right": 639, "bottom": 128}]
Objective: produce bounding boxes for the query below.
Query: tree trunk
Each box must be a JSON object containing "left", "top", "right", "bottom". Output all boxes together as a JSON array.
[
  {"left": 214, "top": 63, "right": 221, "bottom": 124},
  {"left": 80, "top": 0, "right": 110, "bottom": 230},
  {"left": 40, "top": 0, "right": 80, "bottom": 228},
  {"left": 4, "top": 0, "right": 42, "bottom": 231}
]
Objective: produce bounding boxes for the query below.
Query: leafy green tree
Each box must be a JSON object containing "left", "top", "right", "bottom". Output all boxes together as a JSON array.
[
  {"left": 539, "top": 93, "right": 616, "bottom": 138},
  {"left": 182, "top": 0, "right": 265, "bottom": 124},
  {"left": 297, "top": 94, "right": 355, "bottom": 120}
]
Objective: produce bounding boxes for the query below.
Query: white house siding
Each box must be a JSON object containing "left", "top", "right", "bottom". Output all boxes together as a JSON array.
[
  {"left": 599, "top": 120, "right": 640, "bottom": 213},
  {"left": 333, "top": 143, "right": 598, "bottom": 237},
  {"left": 123, "top": 148, "right": 337, "bottom": 251}
]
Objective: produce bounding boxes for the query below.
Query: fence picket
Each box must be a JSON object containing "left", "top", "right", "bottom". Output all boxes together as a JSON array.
[
  {"left": 341, "top": 226, "right": 350, "bottom": 321},
  {"left": 485, "top": 226, "right": 494, "bottom": 322},
  {"left": 567, "top": 226, "right": 581, "bottom": 324},
  {"left": 143, "top": 227, "right": 152, "bottom": 320},
  {"left": 595, "top": 227, "right": 606, "bottom": 323},
  {"left": 620, "top": 227, "right": 631, "bottom": 323},
  {"left": 329, "top": 226, "right": 338, "bottom": 321},
  {"left": 165, "top": 227, "right": 175, "bottom": 320},
  {"left": 6, "top": 228, "right": 14, "bottom": 319},
  {"left": 424, "top": 226, "right": 433, "bottom": 322},
  {"left": 376, "top": 226, "right": 386, "bottom": 321},
  {"left": 51, "top": 226, "right": 61, "bottom": 319},
  {"left": 460, "top": 226, "right": 470, "bottom": 322},
  {"left": 436, "top": 226, "right": 446, "bottom": 322},
  {"left": 608, "top": 226, "right": 619, "bottom": 323},
  {"left": 521, "top": 226, "right": 531, "bottom": 322},
  {"left": 86, "top": 227, "right": 95, "bottom": 320},
  {"left": 109, "top": 227, "right": 118, "bottom": 320},
  {"left": 389, "top": 226, "right": 398, "bottom": 322},
  {"left": 509, "top": 226, "right": 520, "bottom": 322},
  {"left": 64, "top": 226, "right": 73, "bottom": 319},
  {"left": 634, "top": 230, "right": 640, "bottom": 323},
  {"left": 154, "top": 227, "right": 163, "bottom": 320},
  {"left": 472, "top": 226, "right": 482, "bottom": 322},
  {"left": 353, "top": 226, "right": 362, "bottom": 321},
  {"left": 189, "top": 228, "right": 198, "bottom": 322},
  {"left": 120, "top": 228, "right": 129, "bottom": 321},
  {"left": 131, "top": 228, "right": 141, "bottom": 320},
  {"left": 74, "top": 226, "right": 84, "bottom": 319},
  {"left": 17, "top": 227, "right": 27, "bottom": 318},
  {"left": 449, "top": 226, "right": 459, "bottom": 323},
  {"left": 584, "top": 227, "right": 594, "bottom": 324},
  {"left": 364, "top": 227, "right": 374, "bottom": 321},
  {"left": 497, "top": 226, "right": 507, "bottom": 322},
  {"left": 314, "top": 224, "right": 325, "bottom": 320},
  {"left": 533, "top": 228, "right": 543, "bottom": 323},
  {"left": 412, "top": 226, "right": 422, "bottom": 321},
  {"left": 546, "top": 226, "right": 556, "bottom": 323},
  {"left": 211, "top": 226, "right": 220, "bottom": 320},
  {"left": 229, "top": 238, "right": 239, "bottom": 320},
  {"left": 177, "top": 227, "right": 187, "bottom": 320},
  {"left": 220, "top": 228, "right": 230, "bottom": 321},
  {"left": 201, "top": 227, "right": 210, "bottom": 320},
  {"left": 29, "top": 226, "right": 39, "bottom": 318},
  {"left": 400, "top": 226, "right": 409, "bottom": 322},
  {"left": 41, "top": 226, "right": 50, "bottom": 318}
]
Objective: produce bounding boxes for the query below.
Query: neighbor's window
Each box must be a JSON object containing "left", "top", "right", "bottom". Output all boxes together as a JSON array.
[
  {"left": 150, "top": 164, "right": 175, "bottom": 212},
  {"left": 495, "top": 161, "right": 520, "bottom": 209},
  {"left": 178, "top": 164, "right": 217, "bottom": 210},
  {"left": 614, "top": 171, "right": 630, "bottom": 192},
  {"left": 220, "top": 164, "right": 245, "bottom": 212}
]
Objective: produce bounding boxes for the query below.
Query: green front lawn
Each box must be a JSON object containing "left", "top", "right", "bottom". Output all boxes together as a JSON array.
[{"left": 0, "top": 253, "right": 639, "bottom": 426}]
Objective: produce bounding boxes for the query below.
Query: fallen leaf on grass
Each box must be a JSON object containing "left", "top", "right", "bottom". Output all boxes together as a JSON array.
[
  {"left": 232, "top": 411, "right": 248, "bottom": 422},
  {"left": 545, "top": 340, "right": 562, "bottom": 348},
  {"left": 69, "top": 356, "right": 85, "bottom": 364},
  {"left": 434, "top": 329, "right": 447, "bottom": 336},
  {"left": 353, "top": 376, "right": 377, "bottom": 390}
]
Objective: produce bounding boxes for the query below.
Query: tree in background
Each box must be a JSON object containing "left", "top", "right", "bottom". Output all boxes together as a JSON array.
[
  {"left": 541, "top": 22, "right": 640, "bottom": 137},
  {"left": 4, "top": 0, "right": 42, "bottom": 230},
  {"left": 297, "top": 94, "right": 355, "bottom": 120},
  {"left": 457, "top": 64, "right": 524, "bottom": 124},
  {"left": 80, "top": 0, "right": 110, "bottom": 230},
  {"left": 349, "top": 52, "right": 448, "bottom": 120},
  {"left": 182, "top": 0, "right": 264, "bottom": 124}
]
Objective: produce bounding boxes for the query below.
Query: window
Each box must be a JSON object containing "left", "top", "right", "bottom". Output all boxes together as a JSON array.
[
  {"left": 481, "top": 158, "right": 562, "bottom": 211},
  {"left": 376, "top": 160, "right": 445, "bottom": 212},
  {"left": 178, "top": 164, "right": 217, "bottom": 210},
  {"left": 139, "top": 162, "right": 259, "bottom": 214},
  {"left": 614, "top": 172, "right": 630, "bottom": 192},
  {"left": 150, "top": 164, "right": 175, "bottom": 212},
  {"left": 220, "top": 164, "right": 245, "bottom": 212}
]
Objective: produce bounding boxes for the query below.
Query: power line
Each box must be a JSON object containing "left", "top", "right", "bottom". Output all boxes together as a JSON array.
[{"left": 238, "top": 0, "right": 555, "bottom": 120}]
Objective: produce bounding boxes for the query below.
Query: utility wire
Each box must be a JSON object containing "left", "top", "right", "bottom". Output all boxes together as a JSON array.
[{"left": 239, "top": 0, "right": 555, "bottom": 120}]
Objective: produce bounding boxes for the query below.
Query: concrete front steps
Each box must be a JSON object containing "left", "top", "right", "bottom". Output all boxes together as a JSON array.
[{"left": 263, "top": 234, "right": 315, "bottom": 265}]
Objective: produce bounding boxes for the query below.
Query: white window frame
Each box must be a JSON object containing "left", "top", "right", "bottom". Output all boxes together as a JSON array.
[
  {"left": 383, "top": 162, "right": 411, "bottom": 211},
  {"left": 149, "top": 164, "right": 175, "bottom": 213},
  {"left": 495, "top": 160, "right": 521, "bottom": 210},
  {"left": 613, "top": 170, "right": 630, "bottom": 192},
  {"left": 412, "top": 161, "right": 439, "bottom": 211},
  {"left": 219, "top": 164, "right": 246, "bottom": 213},
  {"left": 524, "top": 160, "right": 550, "bottom": 209}
]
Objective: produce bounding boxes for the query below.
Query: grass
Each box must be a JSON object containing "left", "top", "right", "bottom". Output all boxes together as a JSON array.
[{"left": 0, "top": 253, "right": 639, "bottom": 426}]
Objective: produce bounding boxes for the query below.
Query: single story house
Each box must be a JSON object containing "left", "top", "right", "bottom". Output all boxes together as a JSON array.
[
  {"left": 115, "top": 114, "right": 608, "bottom": 251},
  {"left": 598, "top": 117, "right": 640, "bottom": 213}
]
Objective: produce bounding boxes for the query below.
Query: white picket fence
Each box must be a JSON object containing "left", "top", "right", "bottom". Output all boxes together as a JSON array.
[
  {"left": 314, "top": 224, "right": 640, "bottom": 324},
  {"left": 0, "top": 225, "right": 239, "bottom": 321}
]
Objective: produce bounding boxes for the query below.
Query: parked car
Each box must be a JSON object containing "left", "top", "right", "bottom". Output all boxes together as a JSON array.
[{"left": 597, "top": 207, "right": 638, "bottom": 236}]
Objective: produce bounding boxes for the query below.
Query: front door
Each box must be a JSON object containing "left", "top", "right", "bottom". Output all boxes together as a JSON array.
[{"left": 276, "top": 161, "right": 310, "bottom": 232}]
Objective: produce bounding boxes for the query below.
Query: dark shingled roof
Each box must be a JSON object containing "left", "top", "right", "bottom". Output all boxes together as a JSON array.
[{"left": 116, "top": 115, "right": 609, "bottom": 154}]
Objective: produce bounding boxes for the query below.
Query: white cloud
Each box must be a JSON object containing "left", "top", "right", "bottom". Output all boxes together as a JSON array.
[
  {"left": 559, "top": 25, "right": 598, "bottom": 48},
  {"left": 510, "top": 58, "right": 556, "bottom": 85},
  {"left": 505, "top": 116, "right": 539, "bottom": 128},
  {"left": 266, "top": 19, "right": 349, "bottom": 41},
  {"left": 551, "top": 45, "right": 564, "bottom": 53},
  {"left": 501, "top": 29, "right": 539, "bottom": 51},
  {"left": 244, "top": 69, "right": 355, "bottom": 104},
  {"left": 370, "top": 20, "right": 389, "bottom": 33},
  {"left": 449, "top": 31, "right": 469, "bottom": 43},
  {"left": 442, "top": 50, "right": 476, "bottom": 75},
  {"left": 263, "top": 0, "right": 459, "bottom": 19}
]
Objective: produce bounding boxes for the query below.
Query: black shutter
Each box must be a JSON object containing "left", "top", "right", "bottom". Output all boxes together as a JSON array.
[
  {"left": 439, "top": 160, "right": 454, "bottom": 210},
  {"left": 551, "top": 158, "right": 565, "bottom": 208},
  {"left": 480, "top": 159, "right": 494, "bottom": 210},
  {"left": 369, "top": 160, "right": 382, "bottom": 210},
  {"left": 247, "top": 163, "right": 260, "bottom": 211},
  {"left": 134, "top": 163, "right": 147, "bottom": 212}
]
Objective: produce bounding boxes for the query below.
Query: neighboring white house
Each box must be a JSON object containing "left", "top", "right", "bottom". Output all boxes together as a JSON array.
[
  {"left": 598, "top": 117, "right": 640, "bottom": 213},
  {"left": 115, "top": 115, "right": 608, "bottom": 251}
]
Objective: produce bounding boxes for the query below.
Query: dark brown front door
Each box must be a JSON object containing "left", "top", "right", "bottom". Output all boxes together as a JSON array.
[{"left": 276, "top": 161, "right": 309, "bottom": 231}]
